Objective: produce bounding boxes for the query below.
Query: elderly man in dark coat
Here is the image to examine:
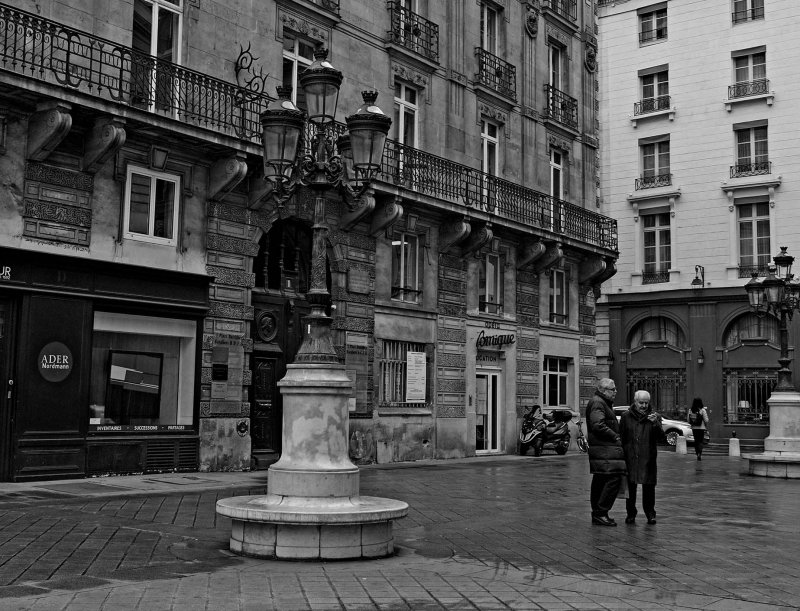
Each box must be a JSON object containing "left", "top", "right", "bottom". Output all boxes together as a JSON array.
[
  {"left": 586, "top": 378, "right": 627, "bottom": 526},
  {"left": 619, "top": 390, "right": 664, "bottom": 525}
]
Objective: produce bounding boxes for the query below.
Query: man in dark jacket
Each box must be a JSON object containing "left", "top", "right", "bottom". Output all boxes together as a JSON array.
[
  {"left": 619, "top": 390, "right": 664, "bottom": 525},
  {"left": 586, "top": 378, "right": 627, "bottom": 526}
]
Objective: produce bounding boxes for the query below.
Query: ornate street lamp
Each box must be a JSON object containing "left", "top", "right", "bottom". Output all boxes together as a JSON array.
[{"left": 217, "top": 48, "right": 407, "bottom": 559}]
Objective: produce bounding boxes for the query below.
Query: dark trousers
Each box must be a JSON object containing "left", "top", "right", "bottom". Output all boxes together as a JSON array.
[
  {"left": 693, "top": 429, "right": 705, "bottom": 456},
  {"left": 590, "top": 474, "right": 622, "bottom": 517},
  {"left": 626, "top": 481, "right": 656, "bottom": 518}
]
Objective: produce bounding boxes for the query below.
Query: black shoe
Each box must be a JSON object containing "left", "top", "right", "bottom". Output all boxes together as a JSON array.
[
  {"left": 698, "top": 455, "right": 702, "bottom": 461},
  {"left": 625, "top": 516, "right": 636, "bottom": 524},
  {"left": 646, "top": 515, "right": 657, "bottom": 525},
  {"left": 592, "top": 515, "right": 617, "bottom": 527}
]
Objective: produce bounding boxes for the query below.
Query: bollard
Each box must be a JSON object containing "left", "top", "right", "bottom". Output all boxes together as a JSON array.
[
  {"left": 729, "top": 436, "right": 741, "bottom": 457},
  {"left": 675, "top": 435, "right": 687, "bottom": 454}
]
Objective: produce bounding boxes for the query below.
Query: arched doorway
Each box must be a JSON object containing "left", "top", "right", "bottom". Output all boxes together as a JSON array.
[{"left": 249, "top": 218, "right": 320, "bottom": 467}]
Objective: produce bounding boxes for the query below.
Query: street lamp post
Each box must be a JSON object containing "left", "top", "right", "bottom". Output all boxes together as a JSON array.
[
  {"left": 217, "top": 49, "right": 408, "bottom": 557},
  {"left": 743, "top": 246, "right": 800, "bottom": 477}
]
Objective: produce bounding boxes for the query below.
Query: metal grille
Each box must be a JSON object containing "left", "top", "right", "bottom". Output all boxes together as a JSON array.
[
  {"left": 475, "top": 48, "right": 517, "bottom": 101},
  {"left": 379, "top": 340, "right": 426, "bottom": 407},
  {"left": 642, "top": 269, "right": 670, "bottom": 284},
  {"left": 738, "top": 264, "right": 770, "bottom": 279},
  {"left": 729, "top": 79, "right": 769, "bottom": 99},
  {"left": 625, "top": 370, "right": 686, "bottom": 419},
  {"left": 544, "top": 0, "right": 577, "bottom": 21},
  {"left": 723, "top": 370, "right": 775, "bottom": 424},
  {"left": 635, "top": 173, "right": 672, "bottom": 190},
  {"left": 543, "top": 85, "right": 579, "bottom": 130},
  {"left": 730, "top": 161, "right": 771, "bottom": 178},
  {"left": 387, "top": 1, "right": 439, "bottom": 62},
  {"left": 634, "top": 95, "right": 671, "bottom": 115}
]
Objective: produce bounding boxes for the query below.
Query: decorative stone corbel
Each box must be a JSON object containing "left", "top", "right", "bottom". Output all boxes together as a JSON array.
[
  {"left": 369, "top": 196, "right": 403, "bottom": 237},
  {"left": 340, "top": 188, "right": 377, "bottom": 231},
  {"left": 460, "top": 222, "right": 493, "bottom": 257},
  {"left": 247, "top": 171, "right": 273, "bottom": 210},
  {"left": 579, "top": 256, "right": 607, "bottom": 284},
  {"left": 517, "top": 240, "right": 546, "bottom": 269},
  {"left": 27, "top": 101, "right": 72, "bottom": 161},
  {"left": 592, "top": 258, "right": 618, "bottom": 298},
  {"left": 534, "top": 242, "right": 563, "bottom": 273},
  {"left": 438, "top": 216, "right": 471, "bottom": 253},
  {"left": 82, "top": 116, "right": 126, "bottom": 174},
  {"left": 209, "top": 154, "right": 248, "bottom": 201}
]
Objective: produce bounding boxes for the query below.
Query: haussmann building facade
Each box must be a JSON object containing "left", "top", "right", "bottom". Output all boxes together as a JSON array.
[{"left": 0, "top": 0, "right": 616, "bottom": 481}]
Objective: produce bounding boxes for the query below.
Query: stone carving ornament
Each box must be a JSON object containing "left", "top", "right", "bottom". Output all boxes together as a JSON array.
[{"left": 525, "top": 6, "right": 539, "bottom": 38}]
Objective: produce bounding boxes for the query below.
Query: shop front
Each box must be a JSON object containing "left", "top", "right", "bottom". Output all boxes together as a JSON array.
[{"left": 0, "top": 247, "right": 208, "bottom": 481}]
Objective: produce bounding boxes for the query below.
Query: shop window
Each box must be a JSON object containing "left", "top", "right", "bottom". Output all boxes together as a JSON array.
[
  {"left": 479, "top": 252, "right": 504, "bottom": 315},
  {"left": 378, "top": 340, "right": 427, "bottom": 406},
  {"left": 542, "top": 356, "right": 569, "bottom": 407},
  {"left": 549, "top": 268, "right": 568, "bottom": 324},
  {"left": 123, "top": 165, "right": 181, "bottom": 246},
  {"left": 89, "top": 312, "right": 196, "bottom": 432},
  {"left": 391, "top": 231, "right": 423, "bottom": 303}
]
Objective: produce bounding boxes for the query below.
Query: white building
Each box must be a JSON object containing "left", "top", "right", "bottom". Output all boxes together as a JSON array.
[{"left": 597, "top": 0, "right": 799, "bottom": 448}]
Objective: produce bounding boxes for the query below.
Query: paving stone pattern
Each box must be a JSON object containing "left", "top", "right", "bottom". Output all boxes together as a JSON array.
[{"left": 0, "top": 453, "right": 798, "bottom": 610}]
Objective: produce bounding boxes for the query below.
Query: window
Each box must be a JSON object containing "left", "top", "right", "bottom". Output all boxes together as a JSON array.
[
  {"left": 731, "top": 50, "right": 767, "bottom": 98},
  {"left": 642, "top": 213, "right": 670, "bottom": 283},
  {"left": 724, "top": 313, "right": 778, "bottom": 347},
  {"left": 89, "top": 312, "right": 196, "bottom": 431},
  {"left": 394, "top": 82, "right": 418, "bottom": 147},
  {"left": 639, "top": 70, "right": 669, "bottom": 113},
  {"left": 481, "top": 119, "right": 499, "bottom": 177},
  {"left": 638, "top": 139, "right": 670, "bottom": 188},
  {"left": 282, "top": 33, "right": 315, "bottom": 109},
  {"left": 639, "top": 8, "right": 667, "bottom": 44},
  {"left": 625, "top": 369, "right": 686, "bottom": 420},
  {"left": 732, "top": 0, "right": 764, "bottom": 23},
  {"left": 629, "top": 316, "right": 684, "bottom": 348},
  {"left": 391, "top": 231, "right": 422, "bottom": 303},
  {"left": 480, "top": 3, "right": 498, "bottom": 54},
  {"left": 738, "top": 202, "right": 771, "bottom": 274},
  {"left": 378, "top": 340, "right": 427, "bottom": 406},
  {"left": 549, "top": 44, "right": 564, "bottom": 91},
  {"left": 549, "top": 269, "right": 567, "bottom": 324},
  {"left": 132, "top": 0, "right": 183, "bottom": 112},
  {"left": 734, "top": 125, "right": 769, "bottom": 176},
  {"left": 543, "top": 357, "right": 569, "bottom": 407},
  {"left": 550, "top": 149, "right": 563, "bottom": 200},
  {"left": 123, "top": 166, "right": 180, "bottom": 245},
  {"left": 480, "top": 252, "right": 505, "bottom": 315}
]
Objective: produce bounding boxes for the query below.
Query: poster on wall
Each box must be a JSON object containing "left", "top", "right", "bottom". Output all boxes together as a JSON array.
[{"left": 405, "top": 351, "right": 426, "bottom": 403}]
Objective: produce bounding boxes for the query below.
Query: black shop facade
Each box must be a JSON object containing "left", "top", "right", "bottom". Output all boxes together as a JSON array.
[{"left": 0, "top": 247, "right": 208, "bottom": 481}]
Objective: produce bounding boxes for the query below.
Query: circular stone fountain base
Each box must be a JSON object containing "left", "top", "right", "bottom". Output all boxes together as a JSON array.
[{"left": 216, "top": 494, "right": 409, "bottom": 559}]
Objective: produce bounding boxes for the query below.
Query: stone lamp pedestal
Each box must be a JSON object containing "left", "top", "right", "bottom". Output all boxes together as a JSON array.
[
  {"left": 216, "top": 361, "right": 408, "bottom": 559},
  {"left": 743, "top": 390, "right": 800, "bottom": 478}
]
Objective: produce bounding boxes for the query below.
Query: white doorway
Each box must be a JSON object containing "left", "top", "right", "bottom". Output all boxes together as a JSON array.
[{"left": 476, "top": 370, "right": 502, "bottom": 453}]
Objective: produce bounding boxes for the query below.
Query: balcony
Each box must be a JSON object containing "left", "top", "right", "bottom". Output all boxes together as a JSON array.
[
  {"left": 475, "top": 48, "right": 517, "bottom": 102},
  {"left": 738, "top": 264, "right": 770, "bottom": 279},
  {"left": 543, "top": 85, "right": 578, "bottom": 131},
  {"left": 386, "top": 1, "right": 439, "bottom": 63},
  {"left": 732, "top": 6, "right": 764, "bottom": 24},
  {"left": 634, "top": 95, "right": 671, "bottom": 116},
  {"left": 731, "top": 161, "right": 771, "bottom": 178},
  {"left": 543, "top": 0, "right": 577, "bottom": 22},
  {"left": 639, "top": 27, "right": 667, "bottom": 44},
  {"left": 642, "top": 268, "right": 670, "bottom": 284},
  {"left": 729, "top": 79, "right": 769, "bottom": 99},
  {"left": 0, "top": 4, "right": 270, "bottom": 143},
  {"left": 635, "top": 173, "right": 672, "bottom": 190}
]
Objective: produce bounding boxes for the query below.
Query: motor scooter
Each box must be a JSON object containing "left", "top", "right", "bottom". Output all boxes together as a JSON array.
[{"left": 519, "top": 407, "right": 574, "bottom": 456}]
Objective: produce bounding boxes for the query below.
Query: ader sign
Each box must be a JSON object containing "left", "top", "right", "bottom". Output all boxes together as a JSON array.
[{"left": 37, "top": 341, "right": 73, "bottom": 383}]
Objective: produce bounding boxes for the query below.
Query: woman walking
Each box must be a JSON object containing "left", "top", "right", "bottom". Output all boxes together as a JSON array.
[{"left": 688, "top": 398, "right": 709, "bottom": 460}]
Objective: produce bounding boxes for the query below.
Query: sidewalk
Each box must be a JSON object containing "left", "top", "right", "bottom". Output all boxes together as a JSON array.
[{"left": 0, "top": 451, "right": 798, "bottom": 610}]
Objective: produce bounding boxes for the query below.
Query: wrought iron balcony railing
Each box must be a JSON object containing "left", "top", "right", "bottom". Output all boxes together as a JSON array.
[
  {"left": 387, "top": 1, "right": 439, "bottom": 63},
  {"left": 730, "top": 161, "right": 771, "bottom": 178},
  {"left": 475, "top": 48, "right": 517, "bottom": 101},
  {"left": 728, "top": 79, "right": 769, "bottom": 99},
  {"left": 635, "top": 173, "right": 672, "bottom": 190},
  {"left": 543, "top": 85, "right": 579, "bottom": 131},
  {"left": 0, "top": 3, "right": 270, "bottom": 142},
  {"left": 634, "top": 95, "right": 671, "bottom": 115},
  {"left": 642, "top": 268, "right": 670, "bottom": 284},
  {"left": 543, "top": 0, "right": 578, "bottom": 22},
  {"left": 639, "top": 27, "right": 667, "bottom": 44},
  {"left": 732, "top": 6, "right": 764, "bottom": 23},
  {"left": 738, "top": 264, "right": 770, "bottom": 279}
]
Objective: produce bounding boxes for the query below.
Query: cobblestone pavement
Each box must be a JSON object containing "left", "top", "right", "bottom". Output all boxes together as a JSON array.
[{"left": 0, "top": 452, "right": 798, "bottom": 610}]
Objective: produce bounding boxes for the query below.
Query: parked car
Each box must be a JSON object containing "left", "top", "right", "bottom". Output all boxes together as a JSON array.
[{"left": 613, "top": 407, "right": 694, "bottom": 446}]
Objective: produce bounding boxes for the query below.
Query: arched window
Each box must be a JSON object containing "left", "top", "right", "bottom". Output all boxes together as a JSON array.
[
  {"left": 628, "top": 316, "right": 685, "bottom": 349},
  {"left": 724, "top": 313, "right": 779, "bottom": 347}
]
